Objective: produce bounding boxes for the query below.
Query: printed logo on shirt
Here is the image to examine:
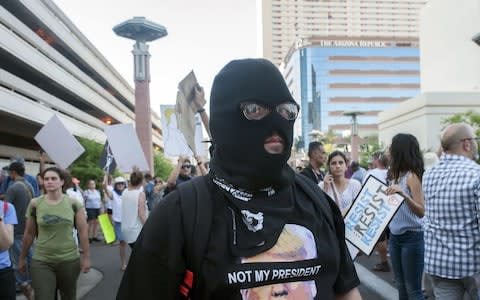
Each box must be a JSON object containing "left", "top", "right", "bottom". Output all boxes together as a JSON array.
[
  {"left": 241, "top": 210, "right": 264, "bottom": 232},
  {"left": 42, "top": 214, "right": 70, "bottom": 225},
  {"left": 226, "top": 224, "right": 320, "bottom": 299}
]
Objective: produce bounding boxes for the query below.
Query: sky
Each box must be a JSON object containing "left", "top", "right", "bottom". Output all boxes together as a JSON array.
[{"left": 53, "top": 0, "right": 259, "bottom": 114}]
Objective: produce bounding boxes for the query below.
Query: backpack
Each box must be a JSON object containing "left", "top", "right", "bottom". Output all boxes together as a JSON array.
[{"left": 177, "top": 174, "right": 335, "bottom": 299}]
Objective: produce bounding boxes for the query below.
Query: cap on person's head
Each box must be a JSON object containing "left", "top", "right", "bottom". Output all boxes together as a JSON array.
[
  {"left": 72, "top": 178, "right": 80, "bottom": 185},
  {"left": 11, "top": 156, "right": 25, "bottom": 165},
  {"left": 8, "top": 161, "right": 25, "bottom": 176},
  {"left": 114, "top": 176, "right": 126, "bottom": 184}
]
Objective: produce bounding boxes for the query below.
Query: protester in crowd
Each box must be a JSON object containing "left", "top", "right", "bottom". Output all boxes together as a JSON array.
[
  {"left": 104, "top": 174, "right": 128, "bottom": 271},
  {"left": 5, "top": 162, "right": 34, "bottom": 300},
  {"left": 150, "top": 177, "right": 167, "bottom": 209},
  {"left": 36, "top": 173, "right": 45, "bottom": 195},
  {"left": 423, "top": 123, "right": 480, "bottom": 299},
  {"left": 350, "top": 161, "right": 367, "bottom": 183},
  {"left": 386, "top": 133, "right": 425, "bottom": 300},
  {"left": 121, "top": 169, "right": 147, "bottom": 249},
  {"left": 66, "top": 178, "right": 84, "bottom": 204},
  {"left": 364, "top": 151, "right": 389, "bottom": 184},
  {"left": 163, "top": 157, "right": 193, "bottom": 197},
  {"left": 143, "top": 174, "right": 155, "bottom": 211},
  {"left": 344, "top": 156, "right": 353, "bottom": 179},
  {"left": 102, "top": 175, "right": 114, "bottom": 222},
  {"left": 0, "top": 156, "right": 40, "bottom": 199},
  {"left": 65, "top": 176, "right": 85, "bottom": 248},
  {"left": 363, "top": 151, "right": 391, "bottom": 273},
  {"left": 0, "top": 166, "right": 8, "bottom": 186},
  {"left": 0, "top": 198, "right": 18, "bottom": 300},
  {"left": 117, "top": 58, "right": 361, "bottom": 299},
  {"left": 319, "top": 150, "right": 361, "bottom": 216},
  {"left": 83, "top": 180, "right": 102, "bottom": 243},
  {"left": 19, "top": 167, "right": 90, "bottom": 300},
  {"left": 300, "top": 141, "right": 327, "bottom": 184}
]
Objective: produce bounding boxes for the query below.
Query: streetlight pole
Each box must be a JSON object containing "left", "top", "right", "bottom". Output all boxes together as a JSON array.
[
  {"left": 343, "top": 111, "right": 363, "bottom": 162},
  {"left": 113, "top": 17, "right": 167, "bottom": 173}
]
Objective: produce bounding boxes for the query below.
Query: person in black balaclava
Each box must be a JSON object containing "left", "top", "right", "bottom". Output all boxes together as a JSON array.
[{"left": 117, "top": 59, "right": 362, "bottom": 300}]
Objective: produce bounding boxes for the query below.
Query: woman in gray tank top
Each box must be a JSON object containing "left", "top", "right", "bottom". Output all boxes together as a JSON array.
[{"left": 386, "top": 134, "right": 425, "bottom": 300}]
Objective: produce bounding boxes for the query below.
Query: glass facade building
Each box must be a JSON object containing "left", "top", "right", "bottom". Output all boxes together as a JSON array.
[{"left": 284, "top": 37, "right": 420, "bottom": 148}]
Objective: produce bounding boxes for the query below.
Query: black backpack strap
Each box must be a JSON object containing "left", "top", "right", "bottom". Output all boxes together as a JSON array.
[
  {"left": 177, "top": 176, "right": 212, "bottom": 298},
  {"left": 294, "top": 174, "right": 335, "bottom": 230}
]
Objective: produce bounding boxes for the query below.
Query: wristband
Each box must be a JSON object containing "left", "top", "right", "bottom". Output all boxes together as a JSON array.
[{"left": 197, "top": 108, "right": 205, "bottom": 113}]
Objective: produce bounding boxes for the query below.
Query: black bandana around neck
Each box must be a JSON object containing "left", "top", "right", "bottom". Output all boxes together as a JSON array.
[
  {"left": 209, "top": 58, "right": 297, "bottom": 191},
  {"left": 211, "top": 175, "right": 294, "bottom": 257}
]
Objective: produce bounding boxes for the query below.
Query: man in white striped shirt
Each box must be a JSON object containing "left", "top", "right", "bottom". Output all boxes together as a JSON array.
[{"left": 423, "top": 123, "right": 480, "bottom": 299}]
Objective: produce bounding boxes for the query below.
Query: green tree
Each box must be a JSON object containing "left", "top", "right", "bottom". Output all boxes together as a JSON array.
[
  {"left": 153, "top": 151, "right": 173, "bottom": 180},
  {"left": 442, "top": 110, "right": 480, "bottom": 136},
  {"left": 69, "top": 137, "right": 104, "bottom": 188},
  {"left": 359, "top": 135, "right": 383, "bottom": 168}
]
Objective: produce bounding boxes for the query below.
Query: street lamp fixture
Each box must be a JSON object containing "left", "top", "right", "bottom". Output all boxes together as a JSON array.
[
  {"left": 113, "top": 17, "right": 167, "bottom": 173},
  {"left": 343, "top": 111, "right": 364, "bottom": 162}
]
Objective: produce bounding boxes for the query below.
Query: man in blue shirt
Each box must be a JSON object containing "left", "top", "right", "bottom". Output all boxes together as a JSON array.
[{"left": 0, "top": 156, "right": 39, "bottom": 198}]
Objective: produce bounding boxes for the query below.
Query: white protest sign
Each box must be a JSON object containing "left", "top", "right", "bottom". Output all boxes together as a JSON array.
[
  {"left": 344, "top": 175, "right": 405, "bottom": 255},
  {"left": 160, "top": 105, "right": 205, "bottom": 157},
  {"left": 34, "top": 115, "right": 85, "bottom": 169},
  {"left": 104, "top": 123, "right": 149, "bottom": 172}
]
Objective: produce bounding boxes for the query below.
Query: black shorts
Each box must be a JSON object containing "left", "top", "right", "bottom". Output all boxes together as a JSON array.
[
  {"left": 0, "top": 266, "right": 16, "bottom": 299},
  {"left": 107, "top": 208, "right": 113, "bottom": 215},
  {"left": 86, "top": 208, "right": 100, "bottom": 221}
]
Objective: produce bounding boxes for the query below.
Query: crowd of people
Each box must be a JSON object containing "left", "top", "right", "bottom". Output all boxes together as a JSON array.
[
  {"left": 295, "top": 123, "right": 479, "bottom": 300},
  {"left": 0, "top": 58, "right": 479, "bottom": 300}
]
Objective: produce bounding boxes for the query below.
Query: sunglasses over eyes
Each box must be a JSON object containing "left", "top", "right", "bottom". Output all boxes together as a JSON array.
[
  {"left": 240, "top": 102, "right": 300, "bottom": 121},
  {"left": 181, "top": 164, "right": 192, "bottom": 169}
]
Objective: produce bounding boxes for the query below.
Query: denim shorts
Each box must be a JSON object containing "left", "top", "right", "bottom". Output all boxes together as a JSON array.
[{"left": 114, "top": 222, "right": 124, "bottom": 242}]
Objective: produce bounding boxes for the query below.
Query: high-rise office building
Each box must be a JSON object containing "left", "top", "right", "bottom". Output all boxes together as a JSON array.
[
  {"left": 260, "top": 0, "right": 427, "bottom": 66},
  {"left": 284, "top": 36, "right": 420, "bottom": 148}
]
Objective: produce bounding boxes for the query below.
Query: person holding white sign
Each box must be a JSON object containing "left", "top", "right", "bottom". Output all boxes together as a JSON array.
[
  {"left": 319, "top": 151, "right": 361, "bottom": 216},
  {"left": 385, "top": 134, "right": 425, "bottom": 300}
]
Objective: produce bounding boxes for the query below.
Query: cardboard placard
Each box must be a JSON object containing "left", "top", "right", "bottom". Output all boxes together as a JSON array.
[
  {"left": 344, "top": 175, "right": 405, "bottom": 255},
  {"left": 98, "top": 213, "right": 115, "bottom": 244},
  {"left": 34, "top": 115, "right": 85, "bottom": 169},
  {"left": 104, "top": 124, "right": 149, "bottom": 172},
  {"left": 160, "top": 105, "right": 205, "bottom": 157},
  {"left": 178, "top": 70, "right": 206, "bottom": 111}
]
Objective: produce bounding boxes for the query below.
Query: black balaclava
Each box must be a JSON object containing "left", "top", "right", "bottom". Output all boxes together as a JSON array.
[{"left": 209, "top": 58, "right": 297, "bottom": 190}]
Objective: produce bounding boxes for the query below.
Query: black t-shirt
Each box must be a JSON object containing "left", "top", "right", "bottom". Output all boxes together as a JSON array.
[
  {"left": 117, "top": 180, "right": 359, "bottom": 300},
  {"left": 300, "top": 166, "right": 324, "bottom": 185}
]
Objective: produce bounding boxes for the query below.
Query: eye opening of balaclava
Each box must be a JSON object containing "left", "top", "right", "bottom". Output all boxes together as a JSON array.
[{"left": 209, "top": 58, "right": 298, "bottom": 190}]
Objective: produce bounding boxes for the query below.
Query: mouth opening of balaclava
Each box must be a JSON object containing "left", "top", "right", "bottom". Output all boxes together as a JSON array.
[{"left": 209, "top": 58, "right": 297, "bottom": 191}]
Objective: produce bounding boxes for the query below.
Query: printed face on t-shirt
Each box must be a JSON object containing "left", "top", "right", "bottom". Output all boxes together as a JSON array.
[{"left": 239, "top": 224, "right": 317, "bottom": 300}]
